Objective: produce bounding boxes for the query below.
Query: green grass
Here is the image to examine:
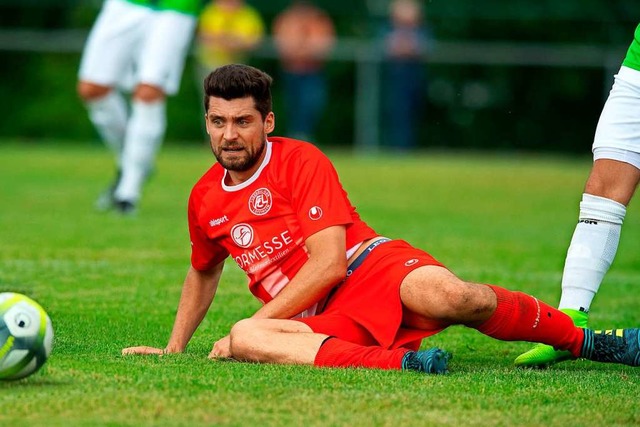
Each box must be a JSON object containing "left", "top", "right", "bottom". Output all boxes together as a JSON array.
[{"left": 1, "top": 141, "right": 639, "bottom": 426}]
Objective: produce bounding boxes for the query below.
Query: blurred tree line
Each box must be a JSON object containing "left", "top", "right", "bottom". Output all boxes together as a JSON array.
[{"left": 0, "top": 0, "right": 637, "bottom": 153}]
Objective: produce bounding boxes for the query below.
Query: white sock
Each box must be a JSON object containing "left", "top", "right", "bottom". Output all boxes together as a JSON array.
[
  {"left": 115, "top": 100, "right": 166, "bottom": 202},
  {"left": 86, "top": 91, "right": 128, "bottom": 164},
  {"left": 558, "top": 193, "right": 626, "bottom": 312}
]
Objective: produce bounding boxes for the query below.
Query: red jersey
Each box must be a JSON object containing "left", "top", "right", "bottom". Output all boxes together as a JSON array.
[{"left": 188, "top": 137, "right": 378, "bottom": 316}]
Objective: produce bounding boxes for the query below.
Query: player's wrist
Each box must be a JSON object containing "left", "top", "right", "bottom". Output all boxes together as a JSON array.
[{"left": 163, "top": 345, "right": 184, "bottom": 354}]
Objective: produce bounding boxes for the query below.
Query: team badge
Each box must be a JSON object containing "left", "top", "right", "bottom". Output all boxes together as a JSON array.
[
  {"left": 404, "top": 259, "right": 419, "bottom": 267},
  {"left": 308, "top": 206, "right": 323, "bottom": 221},
  {"left": 231, "top": 223, "right": 254, "bottom": 248},
  {"left": 249, "top": 188, "right": 272, "bottom": 216}
]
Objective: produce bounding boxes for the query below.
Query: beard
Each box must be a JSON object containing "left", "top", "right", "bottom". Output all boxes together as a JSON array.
[{"left": 213, "top": 139, "right": 266, "bottom": 172}]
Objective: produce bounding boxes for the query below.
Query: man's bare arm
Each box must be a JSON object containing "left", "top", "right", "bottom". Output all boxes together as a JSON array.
[
  {"left": 251, "top": 225, "right": 347, "bottom": 320},
  {"left": 122, "top": 262, "right": 224, "bottom": 355}
]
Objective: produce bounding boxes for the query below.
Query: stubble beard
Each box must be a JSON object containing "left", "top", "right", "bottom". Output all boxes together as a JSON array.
[{"left": 214, "top": 139, "right": 266, "bottom": 172}]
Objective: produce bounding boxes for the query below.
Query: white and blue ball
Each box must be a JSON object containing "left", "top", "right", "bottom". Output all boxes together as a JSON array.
[{"left": 0, "top": 292, "right": 54, "bottom": 380}]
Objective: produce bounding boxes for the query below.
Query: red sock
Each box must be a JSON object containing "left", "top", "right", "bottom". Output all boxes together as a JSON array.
[
  {"left": 476, "top": 285, "right": 584, "bottom": 357},
  {"left": 314, "top": 337, "right": 409, "bottom": 370}
]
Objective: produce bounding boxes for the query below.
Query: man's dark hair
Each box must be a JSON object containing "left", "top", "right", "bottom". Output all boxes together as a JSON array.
[{"left": 203, "top": 64, "right": 273, "bottom": 119}]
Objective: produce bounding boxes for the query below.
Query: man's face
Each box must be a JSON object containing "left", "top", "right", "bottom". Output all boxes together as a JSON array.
[{"left": 205, "top": 96, "right": 274, "bottom": 177}]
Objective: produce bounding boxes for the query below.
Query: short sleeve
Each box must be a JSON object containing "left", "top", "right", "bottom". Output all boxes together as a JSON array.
[
  {"left": 188, "top": 190, "right": 228, "bottom": 271},
  {"left": 286, "top": 146, "right": 354, "bottom": 239}
]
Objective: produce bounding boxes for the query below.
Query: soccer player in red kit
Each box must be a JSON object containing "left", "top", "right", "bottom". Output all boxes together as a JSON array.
[{"left": 123, "top": 64, "right": 640, "bottom": 373}]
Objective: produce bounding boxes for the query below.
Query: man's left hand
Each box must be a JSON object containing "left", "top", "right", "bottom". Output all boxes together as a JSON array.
[{"left": 209, "top": 335, "right": 231, "bottom": 359}]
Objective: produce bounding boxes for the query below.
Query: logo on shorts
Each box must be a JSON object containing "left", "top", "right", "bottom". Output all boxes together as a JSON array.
[
  {"left": 249, "top": 188, "right": 272, "bottom": 216},
  {"left": 308, "top": 206, "right": 323, "bottom": 221},
  {"left": 231, "top": 223, "right": 254, "bottom": 248},
  {"left": 404, "top": 259, "right": 419, "bottom": 267}
]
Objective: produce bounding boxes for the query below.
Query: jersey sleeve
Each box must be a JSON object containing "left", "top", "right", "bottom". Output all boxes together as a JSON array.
[
  {"left": 622, "top": 24, "right": 640, "bottom": 71},
  {"left": 188, "top": 190, "right": 229, "bottom": 271},
  {"left": 286, "top": 146, "right": 354, "bottom": 239}
]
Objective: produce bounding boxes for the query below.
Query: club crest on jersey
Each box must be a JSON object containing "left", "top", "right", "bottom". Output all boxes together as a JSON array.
[
  {"left": 308, "top": 206, "right": 323, "bottom": 221},
  {"left": 231, "top": 223, "right": 254, "bottom": 248},
  {"left": 249, "top": 188, "right": 272, "bottom": 216}
]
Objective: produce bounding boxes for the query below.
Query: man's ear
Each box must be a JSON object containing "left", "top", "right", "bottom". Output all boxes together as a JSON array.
[
  {"left": 204, "top": 114, "right": 210, "bottom": 134},
  {"left": 264, "top": 112, "right": 275, "bottom": 134}
]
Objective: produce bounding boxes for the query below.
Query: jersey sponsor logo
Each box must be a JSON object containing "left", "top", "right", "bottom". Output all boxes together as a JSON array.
[
  {"left": 231, "top": 223, "right": 254, "bottom": 248},
  {"left": 209, "top": 215, "right": 229, "bottom": 227},
  {"left": 404, "top": 258, "right": 419, "bottom": 267},
  {"left": 308, "top": 206, "right": 323, "bottom": 221},
  {"left": 249, "top": 188, "right": 272, "bottom": 216},
  {"left": 233, "top": 230, "right": 294, "bottom": 273}
]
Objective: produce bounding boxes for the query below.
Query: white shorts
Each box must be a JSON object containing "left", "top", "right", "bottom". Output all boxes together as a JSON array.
[
  {"left": 78, "top": 0, "right": 196, "bottom": 95},
  {"left": 592, "top": 66, "right": 640, "bottom": 169},
  {"left": 593, "top": 147, "right": 640, "bottom": 170}
]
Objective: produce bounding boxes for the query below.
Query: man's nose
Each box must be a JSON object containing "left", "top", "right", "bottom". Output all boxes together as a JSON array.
[{"left": 224, "top": 123, "right": 238, "bottom": 140}]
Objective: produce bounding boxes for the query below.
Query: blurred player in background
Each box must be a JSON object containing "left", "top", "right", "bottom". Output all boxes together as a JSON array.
[
  {"left": 77, "top": 0, "right": 202, "bottom": 214},
  {"left": 516, "top": 24, "right": 640, "bottom": 367},
  {"left": 123, "top": 64, "right": 640, "bottom": 374}
]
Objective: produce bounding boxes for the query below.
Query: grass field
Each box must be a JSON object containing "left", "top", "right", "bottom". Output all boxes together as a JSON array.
[{"left": 1, "top": 141, "right": 639, "bottom": 426}]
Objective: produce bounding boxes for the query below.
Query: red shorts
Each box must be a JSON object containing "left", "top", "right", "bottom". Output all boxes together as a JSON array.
[{"left": 296, "top": 239, "right": 446, "bottom": 351}]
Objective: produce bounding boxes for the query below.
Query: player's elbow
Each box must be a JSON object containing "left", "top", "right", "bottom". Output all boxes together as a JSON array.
[{"left": 323, "top": 257, "right": 348, "bottom": 287}]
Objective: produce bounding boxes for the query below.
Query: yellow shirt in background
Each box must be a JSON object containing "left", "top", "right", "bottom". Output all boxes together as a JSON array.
[{"left": 196, "top": 2, "right": 265, "bottom": 69}]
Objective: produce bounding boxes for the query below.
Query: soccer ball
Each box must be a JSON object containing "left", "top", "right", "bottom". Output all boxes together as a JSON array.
[{"left": 0, "top": 292, "right": 54, "bottom": 380}]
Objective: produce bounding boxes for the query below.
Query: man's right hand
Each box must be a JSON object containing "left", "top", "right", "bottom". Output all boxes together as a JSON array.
[{"left": 121, "top": 346, "right": 165, "bottom": 356}]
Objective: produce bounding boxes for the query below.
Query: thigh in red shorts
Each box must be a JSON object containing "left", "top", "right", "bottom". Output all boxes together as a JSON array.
[{"left": 296, "top": 239, "right": 447, "bottom": 351}]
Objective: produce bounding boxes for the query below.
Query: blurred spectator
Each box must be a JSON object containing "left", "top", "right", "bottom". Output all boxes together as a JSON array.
[
  {"left": 196, "top": 0, "right": 265, "bottom": 78},
  {"left": 195, "top": 0, "right": 265, "bottom": 137},
  {"left": 273, "top": 1, "right": 335, "bottom": 143},
  {"left": 381, "top": 0, "right": 432, "bottom": 152},
  {"left": 77, "top": 0, "right": 201, "bottom": 214}
]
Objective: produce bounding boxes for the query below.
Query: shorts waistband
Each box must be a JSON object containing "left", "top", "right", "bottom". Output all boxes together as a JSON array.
[{"left": 346, "top": 238, "right": 391, "bottom": 277}]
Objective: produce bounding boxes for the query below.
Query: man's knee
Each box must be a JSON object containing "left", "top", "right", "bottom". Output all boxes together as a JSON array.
[
  {"left": 77, "top": 81, "right": 112, "bottom": 101},
  {"left": 229, "top": 318, "right": 262, "bottom": 358},
  {"left": 401, "top": 268, "right": 496, "bottom": 323},
  {"left": 584, "top": 159, "right": 640, "bottom": 205},
  {"left": 133, "top": 84, "right": 166, "bottom": 103},
  {"left": 437, "top": 282, "right": 496, "bottom": 320}
]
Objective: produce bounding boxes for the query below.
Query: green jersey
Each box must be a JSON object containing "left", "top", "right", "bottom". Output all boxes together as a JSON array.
[
  {"left": 125, "top": 0, "right": 202, "bottom": 16},
  {"left": 622, "top": 24, "right": 640, "bottom": 71}
]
